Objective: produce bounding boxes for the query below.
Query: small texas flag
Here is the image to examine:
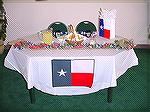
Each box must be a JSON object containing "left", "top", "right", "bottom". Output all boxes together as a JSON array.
[
  {"left": 99, "top": 18, "right": 110, "bottom": 39},
  {"left": 52, "top": 59, "right": 94, "bottom": 88}
]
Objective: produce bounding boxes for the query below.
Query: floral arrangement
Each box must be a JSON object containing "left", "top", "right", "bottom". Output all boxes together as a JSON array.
[
  {"left": 13, "top": 38, "right": 136, "bottom": 50},
  {"left": 12, "top": 24, "right": 136, "bottom": 50}
]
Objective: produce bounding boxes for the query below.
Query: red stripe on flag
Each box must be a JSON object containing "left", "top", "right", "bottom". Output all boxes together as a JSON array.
[
  {"left": 104, "top": 29, "right": 110, "bottom": 39},
  {"left": 71, "top": 73, "right": 93, "bottom": 88}
]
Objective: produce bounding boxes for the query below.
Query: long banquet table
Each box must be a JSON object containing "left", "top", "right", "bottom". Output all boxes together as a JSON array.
[{"left": 4, "top": 45, "right": 138, "bottom": 103}]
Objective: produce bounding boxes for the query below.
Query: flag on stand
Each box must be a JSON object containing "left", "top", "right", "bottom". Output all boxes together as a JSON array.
[
  {"left": 98, "top": 8, "right": 116, "bottom": 39},
  {"left": 52, "top": 59, "right": 94, "bottom": 88}
]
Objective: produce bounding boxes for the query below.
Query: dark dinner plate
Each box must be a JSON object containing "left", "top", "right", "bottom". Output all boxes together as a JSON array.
[
  {"left": 76, "top": 21, "right": 97, "bottom": 38},
  {"left": 48, "top": 22, "right": 68, "bottom": 38}
]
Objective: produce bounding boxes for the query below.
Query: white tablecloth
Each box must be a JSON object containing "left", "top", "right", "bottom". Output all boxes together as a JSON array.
[{"left": 4, "top": 47, "right": 138, "bottom": 95}]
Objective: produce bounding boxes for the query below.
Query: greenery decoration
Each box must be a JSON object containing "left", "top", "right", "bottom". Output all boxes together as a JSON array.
[{"left": 0, "top": 0, "right": 7, "bottom": 41}]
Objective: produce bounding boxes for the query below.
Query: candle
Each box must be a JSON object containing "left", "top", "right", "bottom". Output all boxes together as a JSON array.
[{"left": 42, "top": 31, "right": 53, "bottom": 44}]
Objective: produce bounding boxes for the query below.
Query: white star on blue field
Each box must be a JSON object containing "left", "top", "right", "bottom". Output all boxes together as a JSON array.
[{"left": 57, "top": 69, "right": 67, "bottom": 77}]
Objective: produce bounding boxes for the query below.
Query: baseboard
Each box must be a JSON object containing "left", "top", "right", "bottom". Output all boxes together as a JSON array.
[{"left": 134, "top": 44, "right": 150, "bottom": 49}]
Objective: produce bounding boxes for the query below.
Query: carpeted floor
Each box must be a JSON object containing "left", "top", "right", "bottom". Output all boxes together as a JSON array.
[{"left": 0, "top": 49, "right": 149, "bottom": 112}]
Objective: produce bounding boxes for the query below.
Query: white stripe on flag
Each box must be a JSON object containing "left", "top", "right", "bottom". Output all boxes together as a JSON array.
[
  {"left": 104, "top": 18, "right": 111, "bottom": 29},
  {"left": 71, "top": 60, "right": 94, "bottom": 73}
]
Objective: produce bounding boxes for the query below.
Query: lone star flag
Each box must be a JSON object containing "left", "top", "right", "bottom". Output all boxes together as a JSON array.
[
  {"left": 99, "top": 18, "right": 110, "bottom": 39},
  {"left": 52, "top": 59, "right": 94, "bottom": 88}
]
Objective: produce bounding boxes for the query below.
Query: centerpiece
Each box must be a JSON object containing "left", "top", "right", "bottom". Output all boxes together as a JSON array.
[{"left": 65, "top": 24, "right": 84, "bottom": 47}]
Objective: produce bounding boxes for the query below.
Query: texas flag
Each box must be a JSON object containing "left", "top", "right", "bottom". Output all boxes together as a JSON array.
[
  {"left": 99, "top": 18, "right": 111, "bottom": 39},
  {"left": 52, "top": 59, "right": 94, "bottom": 88}
]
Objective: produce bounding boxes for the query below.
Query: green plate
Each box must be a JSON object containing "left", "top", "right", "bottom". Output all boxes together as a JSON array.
[
  {"left": 48, "top": 22, "right": 68, "bottom": 38},
  {"left": 76, "top": 21, "right": 97, "bottom": 38}
]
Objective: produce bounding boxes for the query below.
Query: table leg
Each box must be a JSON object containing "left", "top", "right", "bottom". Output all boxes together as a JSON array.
[
  {"left": 29, "top": 88, "right": 36, "bottom": 104},
  {"left": 107, "top": 87, "right": 113, "bottom": 103}
]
